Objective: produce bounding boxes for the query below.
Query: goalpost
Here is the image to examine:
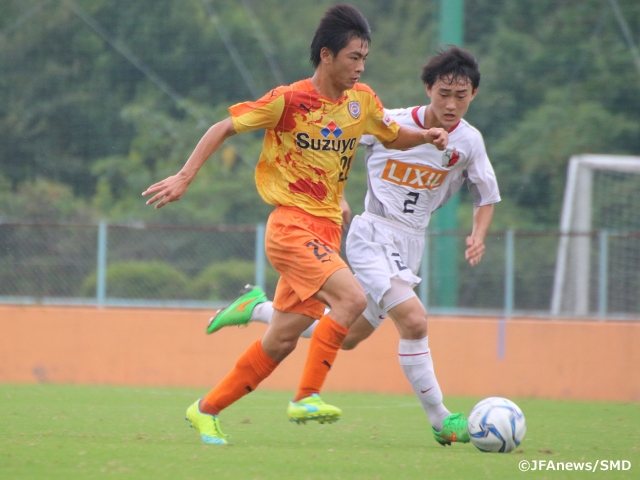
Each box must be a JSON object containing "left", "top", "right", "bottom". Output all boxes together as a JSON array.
[{"left": 552, "top": 154, "right": 640, "bottom": 317}]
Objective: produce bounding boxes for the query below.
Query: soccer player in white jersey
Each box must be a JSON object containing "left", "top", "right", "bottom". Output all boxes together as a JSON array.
[{"left": 207, "top": 46, "right": 500, "bottom": 446}]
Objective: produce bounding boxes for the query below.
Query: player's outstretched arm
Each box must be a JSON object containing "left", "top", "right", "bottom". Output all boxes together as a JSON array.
[
  {"left": 382, "top": 125, "right": 448, "bottom": 151},
  {"left": 465, "top": 204, "right": 494, "bottom": 266},
  {"left": 142, "top": 117, "right": 237, "bottom": 209}
]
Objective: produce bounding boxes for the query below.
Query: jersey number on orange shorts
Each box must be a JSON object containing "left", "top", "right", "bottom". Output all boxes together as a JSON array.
[{"left": 305, "top": 239, "right": 335, "bottom": 263}]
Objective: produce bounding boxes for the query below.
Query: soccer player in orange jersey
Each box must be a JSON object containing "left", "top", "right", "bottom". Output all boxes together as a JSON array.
[
  {"left": 143, "top": 4, "right": 448, "bottom": 445},
  {"left": 208, "top": 47, "right": 500, "bottom": 447}
]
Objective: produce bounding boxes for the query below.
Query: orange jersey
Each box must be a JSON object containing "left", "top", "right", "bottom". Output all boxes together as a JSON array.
[{"left": 229, "top": 79, "right": 400, "bottom": 224}]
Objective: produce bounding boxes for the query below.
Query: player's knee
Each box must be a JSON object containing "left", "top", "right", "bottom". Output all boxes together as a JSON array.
[
  {"left": 347, "top": 291, "right": 368, "bottom": 319},
  {"left": 282, "top": 336, "right": 300, "bottom": 355},
  {"left": 331, "top": 291, "right": 367, "bottom": 324},
  {"left": 401, "top": 313, "right": 427, "bottom": 339},
  {"left": 264, "top": 336, "right": 299, "bottom": 362}
]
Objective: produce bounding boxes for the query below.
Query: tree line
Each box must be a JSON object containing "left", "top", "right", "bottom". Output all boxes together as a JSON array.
[{"left": 1, "top": 0, "right": 639, "bottom": 229}]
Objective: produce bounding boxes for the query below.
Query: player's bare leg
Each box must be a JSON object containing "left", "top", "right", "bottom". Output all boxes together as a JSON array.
[
  {"left": 261, "top": 310, "right": 316, "bottom": 362},
  {"left": 341, "top": 314, "right": 375, "bottom": 350}
]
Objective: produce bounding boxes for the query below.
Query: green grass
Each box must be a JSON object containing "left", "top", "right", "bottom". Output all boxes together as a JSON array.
[{"left": 0, "top": 384, "right": 638, "bottom": 480}]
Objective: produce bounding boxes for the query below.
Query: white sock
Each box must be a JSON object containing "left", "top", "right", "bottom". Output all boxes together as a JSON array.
[
  {"left": 250, "top": 301, "right": 320, "bottom": 339},
  {"left": 398, "top": 337, "right": 450, "bottom": 431}
]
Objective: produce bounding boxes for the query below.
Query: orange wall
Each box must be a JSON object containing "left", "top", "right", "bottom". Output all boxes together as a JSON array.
[{"left": 1, "top": 305, "right": 639, "bottom": 402}]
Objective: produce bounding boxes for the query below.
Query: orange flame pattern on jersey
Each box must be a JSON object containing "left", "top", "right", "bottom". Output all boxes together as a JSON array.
[{"left": 229, "top": 79, "right": 399, "bottom": 224}]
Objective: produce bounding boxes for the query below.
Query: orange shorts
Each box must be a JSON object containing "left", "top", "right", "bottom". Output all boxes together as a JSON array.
[{"left": 265, "top": 206, "right": 347, "bottom": 319}]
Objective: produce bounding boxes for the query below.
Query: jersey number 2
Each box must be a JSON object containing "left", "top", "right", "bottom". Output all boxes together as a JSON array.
[{"left": 403, "top": 192, "right": 420, "bottom": 213}]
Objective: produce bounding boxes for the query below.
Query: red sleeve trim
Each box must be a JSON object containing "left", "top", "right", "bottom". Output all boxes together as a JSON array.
[
  {"left": 411, "top": 106, "right": 425, "bottom": 128},
  {"left": 411, "top": 106, "right": 461, "bottom": 133}
]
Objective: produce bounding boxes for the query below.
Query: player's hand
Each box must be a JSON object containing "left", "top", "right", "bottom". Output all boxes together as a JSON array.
[
  {"left": 142, "top": 173, "right": 191, "bottom": 209},
  {"left": 340, "top": 197, "right": 352, "bottom": 226},
  {"left": 425, "top": 127, "right": 448, "bottom": 151},
  {"left": 465, "top": 235, "right": 486, "bottom": 266}
]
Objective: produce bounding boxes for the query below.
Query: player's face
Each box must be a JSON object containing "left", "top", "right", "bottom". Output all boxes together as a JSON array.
[
  {"left": 426, "top": 76, "right": 477, "bottom": 130},
  {"left": 324, "top": 37, "right": 368, "bottom": 92}
]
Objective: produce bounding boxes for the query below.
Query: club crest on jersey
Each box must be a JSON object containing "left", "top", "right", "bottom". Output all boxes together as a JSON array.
[
  {"left": 442, "top": 148, "right": 460, "bottom": 168},
  {"left": 348, "top": 101, "right": 361, "bottom": 119}
]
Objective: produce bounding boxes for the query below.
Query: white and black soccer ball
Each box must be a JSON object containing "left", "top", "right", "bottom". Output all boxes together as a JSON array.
[{"left": 467, "top": 397, "right": 526, "bottom": 453}]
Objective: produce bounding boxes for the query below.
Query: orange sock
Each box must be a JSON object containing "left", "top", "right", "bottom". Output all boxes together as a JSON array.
[
  {"left": 200, "top": 340, "right": 278, "bottom": 415},
  {"left": 294, "top": 314, "right": 348, "bottom": 401}
]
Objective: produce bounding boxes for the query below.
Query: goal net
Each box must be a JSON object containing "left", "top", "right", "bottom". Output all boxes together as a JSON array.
[{"left": 552, "top": 155, "right": 640, "bottom": 317}]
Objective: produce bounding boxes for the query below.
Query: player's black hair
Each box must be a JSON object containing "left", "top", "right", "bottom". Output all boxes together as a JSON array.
[
  {"left": 310, "top": 4, "right": 371, "bottom": 68},
  {"left": 420, "top": 46, "right": 481, "bottom": 90}
]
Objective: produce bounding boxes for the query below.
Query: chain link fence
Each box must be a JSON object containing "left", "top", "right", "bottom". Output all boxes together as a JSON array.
[
  {"left": 0, "top": 221, "right": 276, "bottom": 308},
  {"left": 1, "top": 221, "right": 638, "bottom": 319}
]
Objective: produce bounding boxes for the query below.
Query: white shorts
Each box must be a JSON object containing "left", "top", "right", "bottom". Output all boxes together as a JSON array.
[{"left": 346, "top": 211, "right": 425, "bottom": 329}]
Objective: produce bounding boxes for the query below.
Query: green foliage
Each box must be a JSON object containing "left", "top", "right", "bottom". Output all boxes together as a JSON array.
[
  {"left": 81, "top": 261, "right": 192, "bottom": 299},
  {"left": 80, "top": 258, "right": 279, "bottom": 302},
  {"left": 356, "top": 0, "right": 437, "bottom": 107},
  {"left": 0, "top": 175, "right": 97, "bottom": 222},
  {"left": 88, "top": 100, "right": 274, "bottom": 225},
  {"left": 492, "top": 88, "right": 639, "bottom": 224},
  {"left": 192, "top": 259, "right": 279, "bottom": 300},
  {"left": 1, "top": 0, "right": 640, "bottom": 227}
]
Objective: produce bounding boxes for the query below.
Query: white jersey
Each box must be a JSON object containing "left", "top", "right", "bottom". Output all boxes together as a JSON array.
[{"left": 360, "top": 106, "right": 501, "bottom": 230}]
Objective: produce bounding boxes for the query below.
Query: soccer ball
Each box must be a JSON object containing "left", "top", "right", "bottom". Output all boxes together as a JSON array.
[{"left": 467, "top": 397, "right": 526, "bottom": 453}]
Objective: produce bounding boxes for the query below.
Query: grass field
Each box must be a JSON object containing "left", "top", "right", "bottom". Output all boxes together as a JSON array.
[{"left": 1, "top": 384, "right": 638, "bottom": 480}]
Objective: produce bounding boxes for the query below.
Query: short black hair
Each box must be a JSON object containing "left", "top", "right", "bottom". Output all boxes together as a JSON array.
[
  {"left": 420, "top": 46, "right": 480, "bottom": 90},
  {"left": 310, "top": 4, "right": 371, "bottom": 68}
]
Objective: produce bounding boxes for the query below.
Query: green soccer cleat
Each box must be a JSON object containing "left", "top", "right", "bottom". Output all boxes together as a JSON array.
[
  {"left": 287, "top": 394, "right": 342, "bottom": 424},
  {"left": 432, "top": 412, "right": 471, "bottom": 446},
  {"left": 206, "top": 284, "right": 268, "bottom": 334},
  {"left": 185, "top": 399, "right": 230, "bottom": 445}
]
